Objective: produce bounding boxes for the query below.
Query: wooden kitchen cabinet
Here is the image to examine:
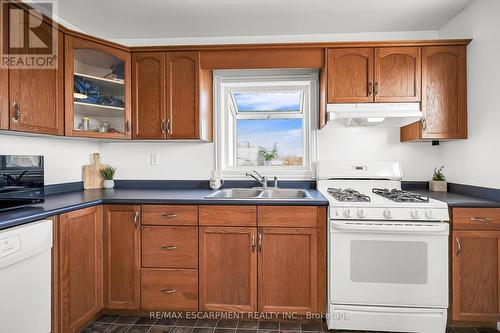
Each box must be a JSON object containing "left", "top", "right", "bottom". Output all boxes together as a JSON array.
[
  {"left": 327, "top": 46, "right": 421, "bottom": 104},
  {"left": 131, "top": 51, "right": 212, "bottom": 141},
  {"left": 452, "top": 230, "right": 500, "bottom": 322},
  {"left": 58, "top": 206, "right": 103, "bottom": 333},
  {"left": 401, "top": 45, "right": 467, "bottom": 141},
  {"left": 258, "top": 227, "right": 318, "bottom": 314},
  {"left": 7, "top": 5, "right": 64, "bottom": 135},
  {"left": 65, "top": 35, "right": 132, "bottom": 139},
  {"left": 327, "top": 48, "right": 374, "bottom": 103},
  {"left": 374, "top": 47, "right": 421, "bottom": 102},
  {"left": 103, "top": 205, "right": 141, "bottom": 309},
  {"left": 132, "top": 52, "right": 166, "bottom": 139},
  {"left": 199, "top": 226, "right": 258, "bottom": 312}
]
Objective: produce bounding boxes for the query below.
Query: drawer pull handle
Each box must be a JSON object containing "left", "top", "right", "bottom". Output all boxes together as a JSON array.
[
  {"left": 161, "top": 245, "right": 179, "bottom": 250},
  {"left": 161, "top": 213, "right": 178, "bottom": 218},
  {"left": 456, "top": 237, "right": 462, "bottom": 255},
  {"left": 160, "top": 288, "right": 177, "bottom": 294},
  {"left": 470, "top": 217, "right": 492, "bottom": 223}
]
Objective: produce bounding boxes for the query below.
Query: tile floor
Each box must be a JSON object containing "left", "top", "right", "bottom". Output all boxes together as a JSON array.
[{"left": 81, "top": 315, "right": 499, "bottom": 333}]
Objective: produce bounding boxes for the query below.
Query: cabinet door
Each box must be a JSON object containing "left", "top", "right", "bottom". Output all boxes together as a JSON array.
[
  {"left": 327, "top": 48, "right": 374, "bottom": 103},
  {"left": 374, "top": 47, "right": 421, "bottom": 102},
  {"left": 452, "top": 230, "right": 500, "bottom": 322},
  {"left": 103, "top": 205, "right": 141, "bottom": 309},
  {"left": 0, "top": 6, "right": 7, "bottom": 130},
  {"left": 258, "top": 227, "right": 317, "bottom": 314},
  {"left": 199, "top": 226, "right": 257, "bottom": 312},
  {"left": 166, "top": 51, "right": 200, "bottom": 139},
  {"left": 8, "top": 14, "right": 63, "bottom": 135},
  {"left": 65, "top": 35, "right": 132, "bottom": 139},
  {"left": 132, "top": 52, "right": 166, "bottom": 139},
  {"left": 421, "top": 46, "right": 467, "bottom": 139},
  {"left": 59, "top": 206, "right": 103, "bottom": 333}
]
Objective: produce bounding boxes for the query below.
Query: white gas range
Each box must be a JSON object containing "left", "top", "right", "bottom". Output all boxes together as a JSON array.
[{"left": 317, "top": 161, "right": 450, "bottom": 333}]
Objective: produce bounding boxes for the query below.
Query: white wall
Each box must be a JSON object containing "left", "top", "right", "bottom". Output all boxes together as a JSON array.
[
  {"left": 317, "top": 125, "right": 442, "bottom": 181},
  {"left": 439, "top": 0, "right": 500, "bottom": 189},
  {"left": 98, "top": 142, "right": 214, "bottom": 180},
  {"left": 0, "top": 133, "right": 100, "bottom": 184}
]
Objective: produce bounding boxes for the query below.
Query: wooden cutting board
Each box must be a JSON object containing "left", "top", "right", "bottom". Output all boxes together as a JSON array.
[{"left": 82, "top": 153, "right": 109, "bottom": 189}]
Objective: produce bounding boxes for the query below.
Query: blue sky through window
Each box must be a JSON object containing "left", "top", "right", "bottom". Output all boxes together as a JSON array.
[
  {"left": 237, "top": 119, "right": 303, "bottom": 166},
  {"left": 233, "top": 91, "right": 302, "bottom": 112}
]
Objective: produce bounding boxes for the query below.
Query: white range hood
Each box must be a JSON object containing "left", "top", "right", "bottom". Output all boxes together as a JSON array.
[{"left": 326, "top": 103, "right": 422, "bottom": 127}]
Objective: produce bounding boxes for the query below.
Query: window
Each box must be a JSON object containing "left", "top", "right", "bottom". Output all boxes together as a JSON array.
[{"left": 214, "top": 70, "right": 318, "bottom": 179}]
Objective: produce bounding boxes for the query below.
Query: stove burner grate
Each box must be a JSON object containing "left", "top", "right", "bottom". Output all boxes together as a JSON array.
[
  {"left": 372, "top": 188, "right": 430, "bottom": 203},
  {"left": 327, "top": 188, "right": 371, "bottom": 202}
]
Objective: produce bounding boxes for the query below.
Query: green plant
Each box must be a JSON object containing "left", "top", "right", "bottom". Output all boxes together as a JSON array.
[
  {"left": 99, "top": 166, "right": 116, "bottom": 180},
  {"left": 258, "top": 149, "right": 278, "bottom": 161},
  {"left": 432, "top": 166, "right": 446, "bottom": 181}
]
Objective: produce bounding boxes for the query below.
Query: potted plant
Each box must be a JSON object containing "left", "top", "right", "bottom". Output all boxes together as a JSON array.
[
  {"left": 99, "top": 166, "right": 116, "bottom": 189},
  {"left": 258, "top": 149, "right": 278, "bottom": 166},
  {"left": 430, "top": 165, "right": 447, "bottom": 192}
]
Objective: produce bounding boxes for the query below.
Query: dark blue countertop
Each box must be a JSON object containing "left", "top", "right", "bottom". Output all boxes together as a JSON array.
[
  {"left": 0, "top": 188, "right": 328, "bottom": 231},
  {"left": 416, "top": 190, "right": 500, "bottom": 208}
]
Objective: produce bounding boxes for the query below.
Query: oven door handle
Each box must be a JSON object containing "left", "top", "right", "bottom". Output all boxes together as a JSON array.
[{"left": 331, "top": 220, "right": 449, "bottom": 234}]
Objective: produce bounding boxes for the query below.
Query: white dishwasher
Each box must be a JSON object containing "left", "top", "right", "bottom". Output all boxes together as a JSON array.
[{"left": 0, "top": 219, "right": 52, "bottom": 333}]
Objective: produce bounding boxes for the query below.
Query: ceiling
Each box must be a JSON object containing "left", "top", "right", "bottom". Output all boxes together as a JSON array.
[{"left": 53, "top": 0, "right": 473, "bottom": 41}]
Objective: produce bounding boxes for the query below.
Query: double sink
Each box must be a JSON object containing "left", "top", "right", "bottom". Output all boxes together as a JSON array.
[{"left": 205, "top": 188, "right": 313, "bottom": 200}]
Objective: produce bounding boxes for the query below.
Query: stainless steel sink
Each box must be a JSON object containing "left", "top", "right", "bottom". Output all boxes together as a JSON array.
[
  {"left": 258, "top": 189, "right": 312, "bottom": 199},
  {"left": 205, "top": 188, "right": 263, "bottom": 199},
  {"left": 205, "top": 188, "right": 312, "bottom": 200}
]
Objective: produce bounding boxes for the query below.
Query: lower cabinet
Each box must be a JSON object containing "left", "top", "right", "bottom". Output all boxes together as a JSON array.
[
  {"left": 58, "top": 206, "right": 103, "bottom": 333},
  {"left": 198, "top": 206, "right": 322, "bottom": 315},
  {"left": 103, "top": 205, "right": 141, "bottom": 309},
  {"left": 141, "top": 269, "right": 198, "bottom": 311},
  {"left": 258, "top": 227, "right": 317, "bottom": 314},
  {"left": 452, "top": 230, "right": 500, "bottom": 322},
  {"left": 451, "top": 208, "right": 500, "bottom": 323},
  {"left": 199, "top": 226, "right": 258, "bottom": 312}
]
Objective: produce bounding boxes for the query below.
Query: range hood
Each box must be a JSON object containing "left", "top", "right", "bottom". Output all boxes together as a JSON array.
[{"left": 326, "top": 103, "right": 422, "bottom": 127}]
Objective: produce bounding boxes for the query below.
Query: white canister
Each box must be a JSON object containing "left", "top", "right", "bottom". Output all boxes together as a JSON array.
[{"left": 210, "top": 171, "right": 224, "bottom": 191}]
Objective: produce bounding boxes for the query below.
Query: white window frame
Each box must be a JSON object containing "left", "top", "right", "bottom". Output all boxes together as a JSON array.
[{"left": 213, "top": 69, "right": 318, "bottom": 180}]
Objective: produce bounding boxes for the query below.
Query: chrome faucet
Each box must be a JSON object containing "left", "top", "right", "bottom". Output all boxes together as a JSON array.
[{"left": 246, "top": 170, "right": 268, "bottom": 188}]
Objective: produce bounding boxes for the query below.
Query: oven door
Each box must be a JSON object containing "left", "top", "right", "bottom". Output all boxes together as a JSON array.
[{"left": 330, "top": 220, "right": 449, "bottom": 308}]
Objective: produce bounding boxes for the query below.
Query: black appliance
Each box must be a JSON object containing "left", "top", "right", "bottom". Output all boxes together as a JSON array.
[{"left": 0, "top": 155, "right": 44, "bottom": 212}]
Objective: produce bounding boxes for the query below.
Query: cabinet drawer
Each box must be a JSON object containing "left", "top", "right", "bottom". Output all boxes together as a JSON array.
[
  {"left": 258, "top": 206, "right": 318, "bottom": 227},
  {"left": 199, "top": 205, "right": 257, "bottom": 226},
  {"left": 142, "top": 205, "right": 198, "bottom": 226},
  {"left": 453, "top": 208, "right": 500, "bottom": 230},
  {"left": 142, "top": 226, "right": 198, "bottom": 268},
  {"left": 141, "top": 269, "right": 198, "bottom": 311}
]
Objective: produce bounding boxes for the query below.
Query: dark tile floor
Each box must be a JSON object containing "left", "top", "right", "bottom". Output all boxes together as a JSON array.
[{"left": 81, "top": 315, "right": 499, "bottom": 333}]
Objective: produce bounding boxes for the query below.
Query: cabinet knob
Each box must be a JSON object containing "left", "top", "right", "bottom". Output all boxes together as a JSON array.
[
  {"left": 368, "top": 82, "right": 373, "bottom": 96},
  {"left": 161, "top": 119, "right": 166, "bottom": 133},
  {"left": 422, "top": 118, "right": 427, "bottom": 131},
  {"left": 374, "top": 82, "right": 379, "bottom": 96},
  {"left": 133, "top": 211, "right": 140, "bottom": 229},
  {"left": 125, "top": 120, "right": 130, "bottom": 133}
]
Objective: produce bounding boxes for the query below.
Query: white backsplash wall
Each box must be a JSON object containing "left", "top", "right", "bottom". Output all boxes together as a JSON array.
[
  {"left": 0, "top": 133, "right": 100, "bottom": 184},
  {"left": 98, "top": 142, "right": 215, "bottom": 180},
  {"left": 317, "top": 125, "right": 442, "bottom": 181},
  {"left": 439, "top": 0, "right": 500, "bottom": 189}
]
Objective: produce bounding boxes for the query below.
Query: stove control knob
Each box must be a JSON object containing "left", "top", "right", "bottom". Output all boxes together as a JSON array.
[
  {"left": 343, "top": 209, "right": 351, "bottom": 218},
  {"left": 425, "top": 210, "right": 433, "bottom": 219},
  {"left": 357, "top": 209, "right": 365, "bottom": 218},
  {"left": 383, "top": 209, "right": 393, "bottom": 219},
  {"left": 410, "top": 210, "right": 419, "bottom": 219}
]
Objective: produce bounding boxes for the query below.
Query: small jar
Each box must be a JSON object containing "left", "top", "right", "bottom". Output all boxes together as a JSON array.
[{"left": 82, "top": 117, "right": 90, "bottom": 131}]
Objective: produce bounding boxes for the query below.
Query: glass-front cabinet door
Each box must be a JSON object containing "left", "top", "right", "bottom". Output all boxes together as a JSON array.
[{"left": 65, "top": 36, "right": 131, "bottom": 139}]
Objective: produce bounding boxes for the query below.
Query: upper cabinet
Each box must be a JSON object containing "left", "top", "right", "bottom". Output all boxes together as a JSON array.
[
  {"left": 401, "top": 46, "right": 467, "bottom": 141},
  {"left": 327, "top": 48, "right": 374, "bottom": 103},
  {"left": 132, "top": 51, "right": 212, "bottom": 141},
  {"left": 131, "top": 52, "right": 165, "bottom": 139},
  {"left": 327, "top": 47, "right": 421, "bottom": 104},
  {"left": 65, "top": 35, "right": 132, "bottom": 139},
  {"left": 3, "top": 5, "right": 64, "bottom": 135},
  {"left": 374, "top": 47, "right": 421, "bottom": 102}
]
